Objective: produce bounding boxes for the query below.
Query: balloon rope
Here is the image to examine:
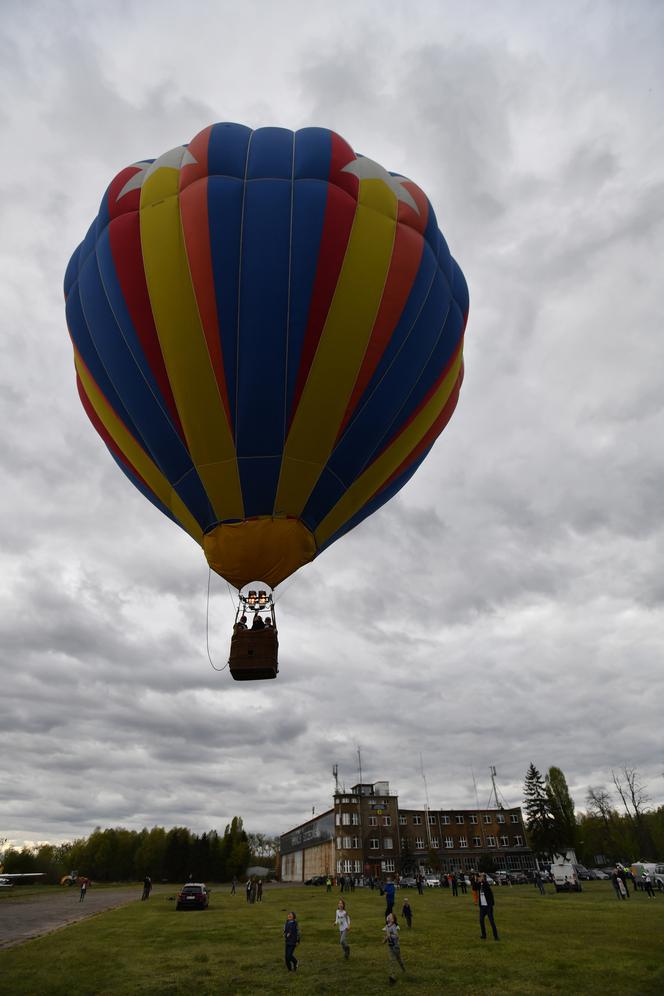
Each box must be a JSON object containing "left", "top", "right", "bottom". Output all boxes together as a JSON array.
[{"left": 206, "top": 567, "right": 228, "bottom": 672}]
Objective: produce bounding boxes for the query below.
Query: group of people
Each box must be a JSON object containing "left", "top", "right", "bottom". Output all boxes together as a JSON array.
[
  {"left": 282, "top": 871, "right": 499, "bottom": 982},
  {"left": 233, "top": 613, "right": 273, "bottom": 633},
  {"left": 245, "top": 877, "right": 263, "bottom": 903},
  {"left": 282, "top": 897, "right": 408, "bottom": 983}
]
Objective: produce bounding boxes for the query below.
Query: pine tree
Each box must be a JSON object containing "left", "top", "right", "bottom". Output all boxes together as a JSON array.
[
  {"left": 546, "top": 766, "right": 576, "bottom": 852},
  {"left": 523, "top": 763, "right": 555, "bottom": 858}
]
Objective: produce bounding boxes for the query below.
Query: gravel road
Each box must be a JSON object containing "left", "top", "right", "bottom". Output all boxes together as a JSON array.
[{"left": 0, "top": 886, "right": 145, "bottom": 950}]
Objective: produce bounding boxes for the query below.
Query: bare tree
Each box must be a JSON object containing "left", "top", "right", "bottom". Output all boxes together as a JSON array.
[
  {"left": 611, "top": 767, "right": 653, "bottom": 858},
  {"left": 611, "top": 767, "right": 649, "bottom": 820},
  {"left": 586, "top": 787, "right": 614, "bottom": 826}
]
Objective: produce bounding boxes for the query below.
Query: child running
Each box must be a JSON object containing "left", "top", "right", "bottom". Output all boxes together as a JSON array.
[
  {"left": 382, "top": 912, "right": 406, "bottom": 984},
  {"left": 334, "top": 898, "right": 351, "bottom": 959},
  {"left": 401, "top": 897, "right": 413, "bottom": 928}
]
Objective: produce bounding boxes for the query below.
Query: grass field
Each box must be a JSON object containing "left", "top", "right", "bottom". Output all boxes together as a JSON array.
[{"left": 0, "top": 881, "right": 662, "bottom": 995}]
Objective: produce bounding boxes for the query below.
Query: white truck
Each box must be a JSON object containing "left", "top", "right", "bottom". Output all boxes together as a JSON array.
[{"left": 550, "top": 850, "right": 582, "bottom": 892}]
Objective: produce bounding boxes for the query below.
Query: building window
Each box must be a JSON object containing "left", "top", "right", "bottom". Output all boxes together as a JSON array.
[
  {"left": 382, "top": 859, "right": 395, "bottom": 873},
  {"left": 399, "top": 815, "right": 407, "bottom": 826},
  {"left": 369, "top": 816, "right": 377, "bottom": 827},
  {"left": 384, "top": 837, "right": 393, "bottom": 849},
  {"left": 487, "top": 835, "right": 496, "bottom": 847},
  {"left": 413, "top": 815, "right": 422, "bottom": 825},
  {"left": 455, "top": 815, "right": 465, "bottom": 825},
  {"left": 497, "top": 814, "right": 505, "bottom": 824},
  {"left": 428, "top": 814, "right": 437, "bottom": 825},
  {"left": 431, "top": 837, "right": 440, "bottom": 848},
  {"left": 351, "top": 837, "right": 359, "bottom": 849},
  {"left": 514, "top": 835, "right": 524, "bottom": 846},
  {"left": 342, "top": 836, "right": 352, "bottom": 848},
  {"left": 415, "top": 837, "right": 425, "bottom": 850},
  {"left": 342, "top": 797, "right": 349, "bottom": 803},
  {"left": 459, "top": 837, "right": 468, "bottom": 848},
  {"left": 336, "top": 837, "right": 342, "bottom": 849},
  {"left": 483, "top": 815, "right": 492, "bottom": 825},
  {"left": 354, "top": 860, "right": 363, "bottom": 873},
  {"left": 469, "top": 815, "right": 478, "bottom": 825},
  {"left": 342, "top": 813, "right": 351, "bottom": 826},
  {"left": 444, "top": 836, "right": 454, "bottom": 848},
  {"left": 335, "top": 813, "right": 341, "bottom": 825},
  {"left": 441, "top": 815, "right": 451, "bottom": 825},
  {"left": 472, "top": 836, "right": 481, "bottom": 847},
  {"left": 369, "top": 838, "right": 379, "bottom": 850},
  {"left": 336, "top": 860, "right": 343, "bottom": 873},
  {"left": 383, "top": 816, "right": 392, "bottom": 827},
  {"left": 342, "top": 859, "right": 353, "bottom": 873},
  {"left": 511, "top": 814, "right": 520, "bottom": 824},
  {"left": 351, "top": 813, "right": 360, "bottom": 826},
  {"left": 500, "top": 836, "right": 509, "bottom": 847}
]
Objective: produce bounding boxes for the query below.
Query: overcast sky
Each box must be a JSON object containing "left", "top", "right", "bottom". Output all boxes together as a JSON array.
[{"left": 1, "top": 0, "right": 663, "bottom": 849}]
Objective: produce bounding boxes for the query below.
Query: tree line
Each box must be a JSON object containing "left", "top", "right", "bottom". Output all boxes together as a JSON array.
[
  {"left": 1, "top": 818, "right": 278, "bottom": 884},
  {"left": 523, "top": 763, "right": 664, "bottom": 865}
]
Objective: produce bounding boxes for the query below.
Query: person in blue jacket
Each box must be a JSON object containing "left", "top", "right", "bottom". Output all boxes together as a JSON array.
[
  {"left": 383, "top": 878, "right": 396, "bottom": 919},
  {"left": 283, "top": 911, "right": 300, "bottom": 972}
]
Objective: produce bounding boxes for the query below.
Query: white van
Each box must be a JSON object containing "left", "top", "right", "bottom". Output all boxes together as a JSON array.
[{"left": 551, "top": 851, "right": 582, "bottom": 892}]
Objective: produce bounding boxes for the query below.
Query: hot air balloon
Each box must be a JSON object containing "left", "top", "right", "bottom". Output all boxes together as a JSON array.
[{"left": 64, "top": 123, "right": 469, "bottom": 679}]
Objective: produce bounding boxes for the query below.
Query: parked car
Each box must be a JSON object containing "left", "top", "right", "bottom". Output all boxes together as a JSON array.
[
  {"left": 425, "top": 876, "right": 440, "bottom": 887},
  {"left": 176, "top": 883, "right": 209, "bottom": 910},
  {"left": 304, "top": 876, "right": 327, "bottom": 886},
  {"left": 399, "top": 876, "right": 417, "bottom": 888}
]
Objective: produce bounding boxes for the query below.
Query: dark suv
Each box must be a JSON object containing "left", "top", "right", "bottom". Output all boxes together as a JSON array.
[{"left": 176, "top": 883, "right": 209, "bottom": 910}]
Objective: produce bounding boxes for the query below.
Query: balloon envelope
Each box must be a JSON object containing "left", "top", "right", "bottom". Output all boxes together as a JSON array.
[{"left": 64, "top": 124, "right": 469, "bottom": 588}]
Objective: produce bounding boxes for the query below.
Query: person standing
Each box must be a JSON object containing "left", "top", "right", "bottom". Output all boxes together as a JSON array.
[
  {"left": 470, "top": 872, "right": 479, "bottom": 906},
  {"left": 246, "top": 878, "right": 252, "bottom": 903},
  {"left": 141, "top": 875, "right": 152, "bottom": 901},
  {"left": 460, "top": 875, "right": 467, "bottom": 895},
  {"left": 478, "top": 873, "right": 499, "bottom": 940},
  {"left": 451, "top": 873, "right": 459, "bottom": 897},
  {"left": 79, "top": 879, "right": 87, "bottom": 902},
  {"left": 283, "top": 911, "right": 300, "bottom": 972},
  {"left": 416, "top": 874, "right": 424, "bottom": 896},
  {"left": 384, "top": 878, "right": 396, "bottom": 919},
  {"left": 534, "top": 871, "right": 546, "bottom": 896},
  {"left": 326, "top": 875, "right": 332, "bottom": 893},
  {"left": 401, "top": 897, "right": 413, "bottom": 928},
  {"left": 257, "top": 879, "right": 263, "bottom": 902},
  {"left": 231, "top": 876, "right": 237, "bottom": 895},
  {"left": 643, "top": 873, "right": 655, "bottom": 899},
  {"left": 334, "top": 898, "right": 351, "bottom": 959},
  {"left": 383, "top": 913, "right": 406, "bottom": 984}
]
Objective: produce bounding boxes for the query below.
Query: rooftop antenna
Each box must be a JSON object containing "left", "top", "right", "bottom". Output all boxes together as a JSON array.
[
  {"left": 471, "top": 765, "right": 481, "bottom": 809},
  {"left": 420, "top": 754, "right": 433, "bottom": 849},
  {"left": 357, "top": 746, "right": 363, "bottom": 788},
  {"left": 487, "top": 765, "right": 508, "bottom": 809},
  {"left": 333, "top": 764, "right": 339, "bottom": 794},
  {"left": 472, "top": 764, "right": 487, "bottom": 850}
]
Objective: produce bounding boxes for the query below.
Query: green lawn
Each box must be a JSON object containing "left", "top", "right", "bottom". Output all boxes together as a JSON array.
[{"left": 1, "top": 882, "right": 662, "bottom": 995}]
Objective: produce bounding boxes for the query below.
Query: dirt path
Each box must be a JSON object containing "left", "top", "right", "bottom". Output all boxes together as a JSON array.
[{"left": 0, "top": 886, "right": 146, "bottom": 950}]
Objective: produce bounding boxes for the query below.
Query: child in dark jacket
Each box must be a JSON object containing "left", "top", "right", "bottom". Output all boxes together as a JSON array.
[
  {"left": 284, "top": 911, "right": 300, "bottom": 971},
  {"left": 401, "top": 898, "right": 413, "bottom": 927}
]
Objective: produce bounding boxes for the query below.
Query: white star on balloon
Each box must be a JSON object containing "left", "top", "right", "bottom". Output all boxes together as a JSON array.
[
  {"left": 116, "top": 146, "right": 198, "bottom": 201},
  {"left": 341, "top": 155, "right": 420, "bottom": 214}
]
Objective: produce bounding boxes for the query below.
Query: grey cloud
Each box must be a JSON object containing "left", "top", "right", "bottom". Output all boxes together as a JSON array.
[{"left": 2, "top": 1, "right": 664, "bottom": 847}]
